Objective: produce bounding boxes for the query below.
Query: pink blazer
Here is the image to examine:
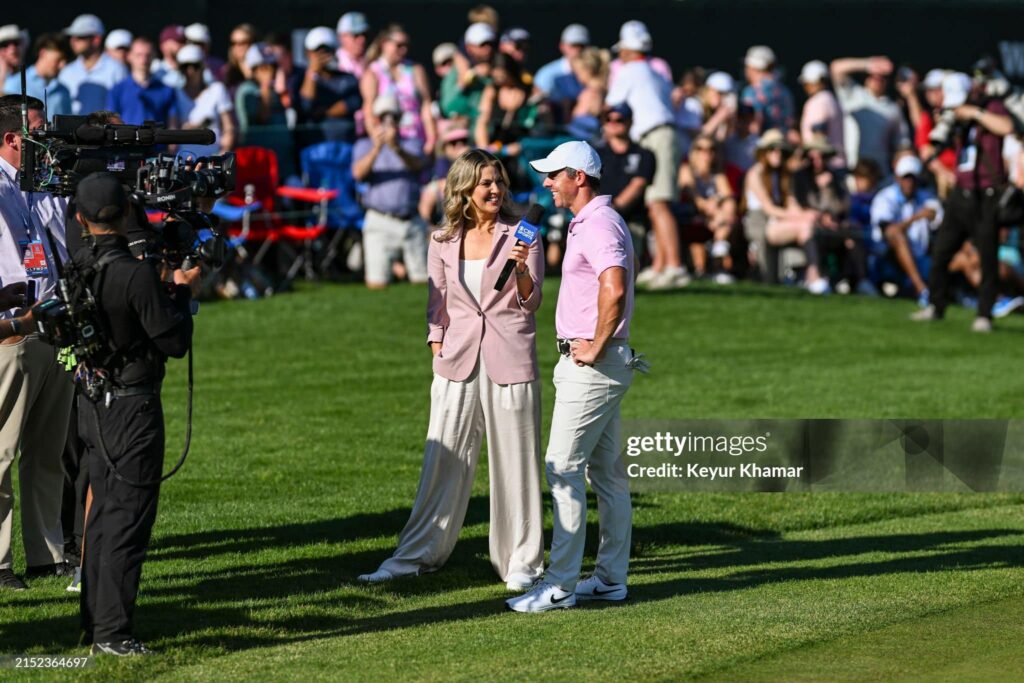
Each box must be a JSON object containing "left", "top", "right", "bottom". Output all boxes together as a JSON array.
[{"left": 427, "top": 220, "right": 544, "bottom": 384}]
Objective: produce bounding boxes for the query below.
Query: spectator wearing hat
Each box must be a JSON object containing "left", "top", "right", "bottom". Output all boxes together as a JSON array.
[
  {"left": 678, "top": 134, "right": 737, "bottom": 281},
  {"left": 361, "top": 24, "right": 437, "bottom": 155},
  {"left": 352, "top": 94, "right": 429, "bottom": 289},
  {"left": 432, "top": 42, "right": 457, "bottom": 84},
  {"left": 175, "top": 44, "right": 234, "bottom": 158},
  {"left": 799, "top": 59, "right": 846, "bottom": 169},
  {"left": 870, "top": 154, "right": 942, "bottom": 303},
  {"left": 440, "top": 23, "right": 496, "bottom": 129},
  {"left": 606, "top": 24, "right": 688, "bottom": 290},
  {"left": 913, "top": 71, "right": 1014, "bottom": 331},
  {"left": 608, "top": 21, "right": 672, "bottom": 89},
  {"left": 103, "top": 30, "right": 132, "bottom": 66},
  {"left": 900, "top": 68, "right": 958, "bottom": 193},
  {"left": 744, "top": 129, "right": 827, "bottom": 290},
  {"left": 336, "top": 12, "right": 370, "bottom": 79},
  {"left": 3, "top": 33, "right": 72, "bottom": 118},
  {"left": 534, "top": 23, "right": 590, "bottom": 120},
  {"left": 59, "top": 14, "right": 127, "bottom": 115},
  {"left": 830, "top": 56, "right": 909, "bottom": 174},
  {"left": 236, "top": 43, "right": 295, "bottom": 179},
  {"left": 107, "top": 37, "right": 178, "bottom": 127},
  {"left": 297, "top": 27, "right": 362, "bottom": 147},
  {"left": 697, "top": 71, "right": 737, "bottom": 144},
  {"left": 594, "top": 103, "right": 655, "bottom": 263},
  {"left": 418, "top": 124, "right": 470, "bottom": 230},
  {"left": 222, "top": 23, "right": 259, "bottom": 90},
  {"left": 499, "top": 28, "right": 531, "bottom": 70},
  {"left": 0, "top": 25, "right": 27, "bottom": 85},
  {"left": 740, "top": 45, "right": 794, "bottom": 136},
  {"left": 184, "top": 23, "right": 226, "bottom": 86},
  {"left": 151, "top": 25, "right": 186, "bottom": 89}
]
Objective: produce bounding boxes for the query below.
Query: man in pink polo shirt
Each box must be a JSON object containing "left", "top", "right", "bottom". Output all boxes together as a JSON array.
[{"left": 508, "top": 141, "right": 641, "bottom": 613}]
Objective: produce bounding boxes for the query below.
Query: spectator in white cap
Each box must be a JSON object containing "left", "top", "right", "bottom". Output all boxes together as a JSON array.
[
  {"left": 297, "top": 26, "right": 362, "bottom": 147},
  {"left": 351, "top": 93, "right": 429, "bottom": 289},
  {"left": 0, "top": 25, "right": 28, "bottom": 84},
  {"left": 103, "top": 29, "right": 132, "bottom": 66},
  {"left": 431, "top": 42, "right": 458, "bottom": 87},
  {"left": 184, "top": 23, "right": 226, "bottom": 84},
  {"left": 798, "top": 59, "right": 846, "bottom": 168},
  {"left": 336, "top": 12, "right": 370, "bottom": 79},
  {"left": 223, "top": 23, "right": 259, "bottom": 89},
  {"left": 59, "top": 14, "right": 127, "bottom": 115},
  {"left": 740, "top": 45, "right": 794, "bottom": 135},
  {"left": 508, "top": 140, "right": 640, "bottom": 613},
  {"left": 175, "top": 43, "right": 235, "bottom": 158},
  {"left": 899, "top": 68, "right": 957, "bottom": 192},
  {"left": 698, "top": 71, "right": 737, "bottom": 142},
  {"left": 913, "top": 71, "right": 1014, "bottom": 331},
  {"left": 870, "top": 154, "right": 943, "bottom": 305},
  {"left": 439, "top": 23, "right": 496, "bottom": 128},
  {"left": 106, "top": 36, "right": 179, "bottom": 127},
  {"left": 361, "top": 23, "right": 437, "bottom": 155},
  {"left": 236, "top": 43, "right": 295, "bottom": 179},
  {"left": 533, "top": 23, "right": 590, "bottom": 115},
  {"left": 830, "top": 55, "right": 909, "bottom": 173},
  {"left": 2, "top": 33, "right": 72, "bottom": 117},
  {"left": 608, "top": 20, "right": 672, "bottom": 90},
  {"left": 606, "top": 24, "right": 688, "bottom": 289}
]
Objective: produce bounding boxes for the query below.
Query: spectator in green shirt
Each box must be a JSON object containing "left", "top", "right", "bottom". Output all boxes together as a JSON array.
[{"left": 440, "top": 23, "right": 496, "bottom": 128}]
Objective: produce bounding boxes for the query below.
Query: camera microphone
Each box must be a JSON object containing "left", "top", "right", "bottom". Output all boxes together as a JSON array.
[{"left": 494, "top": 204, "right": 545, "bottom": 291}]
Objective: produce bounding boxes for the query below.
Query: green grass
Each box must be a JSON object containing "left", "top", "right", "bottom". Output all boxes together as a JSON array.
[{"left": 2, "top": 281, "right": 1023, "bottom": 681}]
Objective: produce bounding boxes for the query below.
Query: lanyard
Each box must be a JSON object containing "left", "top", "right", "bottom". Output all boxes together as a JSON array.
[{"left": 0, "top": 167, "right": 59, "bottom": 282}]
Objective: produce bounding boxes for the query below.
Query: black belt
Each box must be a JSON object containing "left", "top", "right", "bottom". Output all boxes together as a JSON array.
[
  {"left": 111, "top": 382, "right": 161, "bottom": 398},
  {"left": 556, "top": 338, "right": 628, "bottom": 357}
]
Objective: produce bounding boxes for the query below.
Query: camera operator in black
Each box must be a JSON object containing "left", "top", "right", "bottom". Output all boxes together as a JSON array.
[
  {"left": 912, "top": 73, "right": 1015, "bottom": 332},
  {"left": 72, "top": 172, "right": 196, "bottom": 656}
]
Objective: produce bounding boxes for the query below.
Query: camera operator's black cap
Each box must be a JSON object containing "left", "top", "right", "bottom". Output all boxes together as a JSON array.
[{"left": 75, "top": 172, "right": 127, "bottom": 224}]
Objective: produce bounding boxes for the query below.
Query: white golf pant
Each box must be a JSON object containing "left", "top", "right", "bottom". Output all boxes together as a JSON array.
[
  {"left": 544, "top": 344, "right": 634, "bottom": 591},
  {"left": 379, "top": 354, "right": 544, "bottom": 581}
]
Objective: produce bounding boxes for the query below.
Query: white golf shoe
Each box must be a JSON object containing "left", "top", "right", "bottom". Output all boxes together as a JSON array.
[
  {"left": 505, "top": 581, "right": 576, "bottom": 612},
  {"left": 574, "top": 575, "right": 627, "bottom": 601}
]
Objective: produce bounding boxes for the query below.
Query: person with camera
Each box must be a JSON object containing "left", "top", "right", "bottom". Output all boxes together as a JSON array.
[
  {"left": 71, "top": 172, "right": 196, "bottom": 655},
  {"left": 912, "top": 72, "right": 1015, "bottom": 332},
  {"left": 0, "top": 94, "right": 75, "bottom": 591}
]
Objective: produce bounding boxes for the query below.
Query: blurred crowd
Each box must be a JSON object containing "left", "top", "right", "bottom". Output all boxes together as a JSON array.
[{"left": 2, "top": 6, "right": 1023, "bottom": 322}]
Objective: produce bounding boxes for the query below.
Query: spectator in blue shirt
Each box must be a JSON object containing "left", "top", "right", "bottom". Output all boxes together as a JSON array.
[
  {"left": 296, "top": 27, "right": 362, "bottom": 147},
  {"left": 533, "top": 24, "right": 589, "bottom": 121},
  {"left": 740, "top": 45, "right": 794, "bottom": 135},
  {"left": 3, "top": 33, "right": 72, "bottom": 118},
  {"left": 106, "top": 37, "right": 178, "bottom": 126},
  {"left": 58, "top": 14, "right": 127, "bottom": 115}
]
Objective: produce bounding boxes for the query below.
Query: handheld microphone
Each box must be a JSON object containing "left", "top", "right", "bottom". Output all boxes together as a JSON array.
[{"left": 494, "top": 204, "right": 545, "bottom": 291}]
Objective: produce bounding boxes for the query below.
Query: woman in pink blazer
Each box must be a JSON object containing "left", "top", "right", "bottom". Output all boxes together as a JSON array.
[{"left": 358, "top": 149, "right": 545, "bottom": 591}]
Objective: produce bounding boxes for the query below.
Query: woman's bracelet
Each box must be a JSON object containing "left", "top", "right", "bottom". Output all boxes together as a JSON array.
[{"left": 515, "top": 265, "right": 530, "bottom": 277}]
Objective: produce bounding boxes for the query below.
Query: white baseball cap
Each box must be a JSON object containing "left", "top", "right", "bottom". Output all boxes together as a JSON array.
[
  {"left": 464, "top": 22, "right": 496, "bottom": 47},
  {"left": 66, "top": 14, "right": 105, "bottom": 38},
  {"left": 745, "top": 45, "right": 776, "bottom": 70},
  {"left": 372, "top": 93, "right": 401, "bottom": 117},
  {"left": 502, "top": 27, "right": 530, "bottom": 45},
  {"left": 244, "top": 43, "right": 277, "bottom": 69},
  {"left": 530, "top": 141, "right": 602, "bottom": 179},
  {"left": 895, "top": 155, "right": 923, "bottom": 178},
  {"left": 0, "top": 25, "right": 25, "bottom": 44},
  {"left": 798, "top": 60, "right": 828, "bottom": 84},
  {"left": 176, "top": 44, "right": 205, "bottom": 65},
  {"left": 923, "top": 68, "right": 947, "bottom": 90},
  {"left": 560, "top": 24, "right": 590, "bottom": 46},
  {"left": 705, "top": 71, "right": 735, "bottom": 93},
  {"left": 305, "top": 26, "right": 338, "bottom": 52},
  {"left": 184, "top": 23, "right": 211, "bottom": 45},
  {"left": 942, "top": 72, "right": 972, "bottom": 109},
  {"left": 337, "top": 12, "right": 369, "bottom": 35},
  {"left": 432, "top": 42, "right": 457, "bottom": 66},
  {"left": 614, "top": 20, "right": 652, "bottom": 53},
  {"left": 104, "top": 29, "right": 132, "bottom": 51}
]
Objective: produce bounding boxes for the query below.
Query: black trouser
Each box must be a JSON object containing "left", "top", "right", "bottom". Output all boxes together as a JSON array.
[
  {"left": 61, "top": 393, "right": 88, "bottom": 559},
  {"left": 79, "top": 393, "right": 164, "bottom": 644},
  {"left": 929, "top": 187, "right": 1001, "bottom": 319}
]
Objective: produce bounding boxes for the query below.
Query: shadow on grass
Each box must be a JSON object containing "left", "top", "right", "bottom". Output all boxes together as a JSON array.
[{"left": 3, "top": 505, "right": 1020, "bottom": 657}]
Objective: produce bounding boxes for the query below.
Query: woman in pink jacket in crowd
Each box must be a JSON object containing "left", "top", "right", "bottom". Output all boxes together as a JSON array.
[{"left": 358, "top": 149, "right": 545, "bottom": 591}]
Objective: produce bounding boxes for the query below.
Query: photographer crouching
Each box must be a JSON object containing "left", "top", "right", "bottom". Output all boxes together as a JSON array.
[
  {"left": 912, "top": 72, "right": 1015, "bottom": 331},
  {"left": 71, "top": 172, "right": 196, "bottom": 656}
]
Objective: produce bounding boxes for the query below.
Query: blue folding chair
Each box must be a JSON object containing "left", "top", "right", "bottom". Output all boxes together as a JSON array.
[{"left": 299, "top": 141, "right": 365, "bottom": 275}]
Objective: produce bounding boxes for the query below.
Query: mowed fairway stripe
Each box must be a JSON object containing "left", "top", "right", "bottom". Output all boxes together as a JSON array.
[{"left": 696, "top": 595, "right": 1024, "bottom": 683}]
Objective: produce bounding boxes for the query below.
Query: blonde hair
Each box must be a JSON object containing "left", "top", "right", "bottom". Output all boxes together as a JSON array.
[
  {"left": 435, "top": 149, "right": 519, "bottom": 242},
  {"left": 365, "top": 23, "right": 406, "bottom": 65},
  {"left": 572, "top": 47, "right": 609, "bottom": 85}
]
